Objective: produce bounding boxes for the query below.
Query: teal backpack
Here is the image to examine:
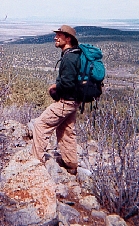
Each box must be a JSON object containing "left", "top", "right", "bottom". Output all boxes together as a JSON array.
[{"left": 77, "top": 43, "right": 105, "bottom": 113}]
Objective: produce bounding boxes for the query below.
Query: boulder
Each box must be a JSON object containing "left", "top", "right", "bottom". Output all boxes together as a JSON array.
[
  {"left": 79, "top": 195, "right": 100, "bottom": 211},
  {"left": 57, "top": 201, "right": 80, "bottom": 226},
  {"left": 106, "top": 214, "right": 127, "bottom": 226}
]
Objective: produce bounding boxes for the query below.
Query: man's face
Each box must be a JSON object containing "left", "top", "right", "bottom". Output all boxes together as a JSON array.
[{"left": 54, "top": 32, "right": 69, "bottom": 50}]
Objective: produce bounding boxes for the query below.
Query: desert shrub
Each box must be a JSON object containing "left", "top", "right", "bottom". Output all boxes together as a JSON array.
[
  {"left": 0, "top": 70, "right": 54, "bottom": 123},
  {"left": 76, "top": 85, "right": 139, "bottom": 221}
]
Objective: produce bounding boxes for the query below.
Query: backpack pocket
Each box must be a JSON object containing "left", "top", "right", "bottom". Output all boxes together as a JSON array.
[{"left": 77, "top": 81, "right": 102, "bottom": 102}]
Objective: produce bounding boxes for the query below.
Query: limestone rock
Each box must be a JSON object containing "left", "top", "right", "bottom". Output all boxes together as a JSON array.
[
  {"left": 70, "top": 225, "right": 82, "bottom": 226},
  {"left": 57, "top": 201, "right": 80, "bottom": 226},
  {"left": 1, "top": 149, "right": 57, "bottom": 225},
  {"left": 106, "top": 214, "right": 127, "bottom": 226},
  {"left": 79, "top": 195, "right": 100, "bottom": 211},
  {"left": 3, "top": 120, "right": 27, "bottom": 138},
  {"left": 91, "top": 210, "right": 107, "bottom": 224},
  {"left": 77, "top": 167, "right": 93, "bottom": 192}
]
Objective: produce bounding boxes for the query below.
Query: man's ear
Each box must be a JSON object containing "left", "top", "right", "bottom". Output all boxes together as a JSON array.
[{"left": 66, "top": 36, "right": 72, "bottom": 43}]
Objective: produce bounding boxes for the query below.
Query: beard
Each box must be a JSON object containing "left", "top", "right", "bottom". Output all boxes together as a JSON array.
[{"left": 55, "top": 41, "right": 60, "bottom": 48}]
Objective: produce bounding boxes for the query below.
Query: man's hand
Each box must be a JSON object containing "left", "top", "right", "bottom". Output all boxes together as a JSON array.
[
  {"left": 48, "top": 84, "right": 56, "bottom": 92},
  {"left": 48, "top": 84, "right": 60, "bottom": 101}
]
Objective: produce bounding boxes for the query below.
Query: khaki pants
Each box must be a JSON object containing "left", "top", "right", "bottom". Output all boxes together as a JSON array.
[{"left": 31, "top": 100, "right": 80, "bottom": 168}]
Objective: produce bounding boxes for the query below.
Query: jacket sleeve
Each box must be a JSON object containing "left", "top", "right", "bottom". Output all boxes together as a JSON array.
[{"left": 56, "top": 53, "right": 78, "bottom": 94}]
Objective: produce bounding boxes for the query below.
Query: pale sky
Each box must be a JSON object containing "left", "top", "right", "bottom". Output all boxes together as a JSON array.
[{"left": 0, "top": 0, "right": 138, "bottom": 22}]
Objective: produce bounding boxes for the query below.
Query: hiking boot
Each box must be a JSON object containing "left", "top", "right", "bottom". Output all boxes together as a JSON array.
[
  {"left": 67, "top": 168, "right": 77, "bottom": 176},
  {"left": 40, "top": 153, "right": 51, "bottom": 164},
  {"left": 56, "top": 157, "right": 69, "bottom": 169},
  {"left": 56, "top": 157, "right": 77, "bottom": 175}
]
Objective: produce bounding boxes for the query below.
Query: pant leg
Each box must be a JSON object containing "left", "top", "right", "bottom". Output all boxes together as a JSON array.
[
  {"left": 31, "top": 100, "right": 79, "bottom": 161},
  {"left": 56, "top": 103, "right": 79, "bottom": 168}
]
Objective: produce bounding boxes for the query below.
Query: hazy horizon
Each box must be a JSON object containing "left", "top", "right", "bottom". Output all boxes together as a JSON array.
[{"left": 0, "top": 19, "right": 139, "bottom": 43}]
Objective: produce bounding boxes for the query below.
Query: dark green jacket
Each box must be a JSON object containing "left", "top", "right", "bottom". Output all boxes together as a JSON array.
[{"left": 56, "top": 48, "right": 81, "bottom": 100}]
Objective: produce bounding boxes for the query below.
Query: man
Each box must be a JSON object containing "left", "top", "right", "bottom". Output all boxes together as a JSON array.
[{"left": 31, "top": 25, "right": 81, "bottom": 175}]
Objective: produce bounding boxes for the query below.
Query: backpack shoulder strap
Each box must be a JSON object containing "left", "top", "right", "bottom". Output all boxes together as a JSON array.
[
  {"left": 54, "top": 47, "right": 80, "bottom": 70},
  {"left": 54, "top": 58, "right": 62, "bottom": 70}
]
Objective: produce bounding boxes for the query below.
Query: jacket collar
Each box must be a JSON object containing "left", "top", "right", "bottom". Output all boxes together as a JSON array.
[{"left": 61, "top": 47, "right": 80, "bottom": 57}]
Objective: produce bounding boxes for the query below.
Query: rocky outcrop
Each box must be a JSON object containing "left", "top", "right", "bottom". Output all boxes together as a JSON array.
[
  {"left": 0, "top": 120, "right": 130, "bottom": 225},
  {"left": 1, "top": 149, "right": 56, "bottom": 225}
]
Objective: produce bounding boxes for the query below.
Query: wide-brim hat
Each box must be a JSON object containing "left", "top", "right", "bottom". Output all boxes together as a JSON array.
[{"left": 53, "top": 25, "right": 78, "bottom": 45}]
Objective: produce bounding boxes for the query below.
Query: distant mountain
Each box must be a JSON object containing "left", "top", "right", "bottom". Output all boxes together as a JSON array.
[
  {"left": 75, "top": 26, "right": 139, "bottom": 36},
  {"left": 75, "top": 26, "right": 139, "bottom": 42},
  {"left": 12, "top": 33, "right": 55, "bottom": 44},
  {"left": 2, "top": 26, "right": 139, "bottom": 44}
]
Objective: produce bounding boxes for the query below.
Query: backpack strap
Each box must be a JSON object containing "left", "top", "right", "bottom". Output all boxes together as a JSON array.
[
  {"left": 80, "top": 59, "right": 89, "bottom": 82},
  {"left": 80, "top": 58, "right": 91, "bottom": 114},
  {"left": 54, "top": 58, "right": 62, "bottom": 70},
  {"left": 92, "top": 98, "right": 98, "bottom": 127},
  {"left": 54, "top": 48, "right": 80, "bottom": 70},
  {"left": 79, "top": 59, "right": 100, "bottom": 115}
]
